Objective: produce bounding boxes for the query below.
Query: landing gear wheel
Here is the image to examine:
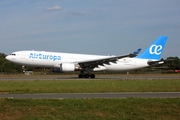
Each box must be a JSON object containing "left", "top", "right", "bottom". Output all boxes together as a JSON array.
[
  {"left": 84, "top": 74, "right": 90, "bottom": 78},
  {"left": 78, "top": 72, "right": 95, "bottom": 79},
  {"left": 90, "top": 74, "right": 95, "bottom": 78},
  {"left": 78, "top": 74, "right": 84, "bottom": 78}
]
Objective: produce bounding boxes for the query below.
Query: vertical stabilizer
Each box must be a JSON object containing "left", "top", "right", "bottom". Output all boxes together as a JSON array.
[{"left": 136, "top": 36, "right": 168, "bottom": 60}]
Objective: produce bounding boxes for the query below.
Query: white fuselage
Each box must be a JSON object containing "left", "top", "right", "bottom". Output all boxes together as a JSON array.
[{"left": 6, "top": 50, "right": 149, "bottom": 71}]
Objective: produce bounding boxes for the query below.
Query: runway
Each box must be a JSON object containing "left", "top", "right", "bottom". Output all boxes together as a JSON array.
[
  {"left": 1, "top": 92, "right": 180, "bottom": 99},
  {"left": 1, "top": 74, "right": 180, "bottom": 80}
]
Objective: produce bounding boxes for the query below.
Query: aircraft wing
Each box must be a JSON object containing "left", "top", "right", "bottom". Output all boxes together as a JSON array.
[{"left": 78, "top": 53, "right": 136, "bottom": 68}]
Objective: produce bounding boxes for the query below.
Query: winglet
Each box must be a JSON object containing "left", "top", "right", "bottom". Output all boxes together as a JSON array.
[
  {"left": 136, "top": 36, "right": 168, "bottom": 60},
  {"left": 132, "top": 48, "right": 141, "bottom": 55}
]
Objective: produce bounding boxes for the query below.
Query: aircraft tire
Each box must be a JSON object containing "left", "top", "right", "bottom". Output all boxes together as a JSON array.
[
  {"left": 84, "top": 74, "right": 90, "bottom": 78},
  {"left": 90, "top": 74, "right": 95, "bottom": 78},
  {"left": 78, "top": 74, "right": 84, "bottom": 78}
]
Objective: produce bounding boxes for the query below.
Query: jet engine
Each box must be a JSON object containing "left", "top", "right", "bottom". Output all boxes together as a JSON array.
[
  {"left": 52, "top": 63, "right": 81, "bottom": 72},
  {"left": 60, "top": 63, "right": 76, "bottom": 72}
]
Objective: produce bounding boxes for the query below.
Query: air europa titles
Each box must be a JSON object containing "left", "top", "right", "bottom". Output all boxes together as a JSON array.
[{"left": 29, "top": 53, "right": 61, "bottom": 61}]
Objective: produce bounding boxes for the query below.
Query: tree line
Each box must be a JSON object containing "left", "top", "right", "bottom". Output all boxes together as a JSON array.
[
  {"left": 0, "top": 53, "right": 180, "bottom": 74},
  {"left": 0, "top": 53, "right": 22, "bottom": 73}
]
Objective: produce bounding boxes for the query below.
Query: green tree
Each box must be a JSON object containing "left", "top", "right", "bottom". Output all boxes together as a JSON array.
[
  {"left": 0, "top": 53, "right": 6, "bottom": 58},
  {"left": 0, "top": 53, "right": 22, "bottom": 73},
  {"left": 0, "top": 53, "right": 6, "bottom": 73},
  {"left": 164, "top": 57, "right": 180, "bottom": 70}
]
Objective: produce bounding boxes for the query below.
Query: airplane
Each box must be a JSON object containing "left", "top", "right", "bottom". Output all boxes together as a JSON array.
[{"left": 6, "top": 36, "right": 168, "bottom": 78}]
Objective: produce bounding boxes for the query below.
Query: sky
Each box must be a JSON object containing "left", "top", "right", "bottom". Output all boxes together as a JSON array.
[{"left": 0, "top": 0, "right": 180, "bottom": 58}]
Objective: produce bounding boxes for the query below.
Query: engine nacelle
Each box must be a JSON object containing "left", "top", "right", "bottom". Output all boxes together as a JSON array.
[{"left": 60, "top": 63, "right": 75, "bottom": 72}]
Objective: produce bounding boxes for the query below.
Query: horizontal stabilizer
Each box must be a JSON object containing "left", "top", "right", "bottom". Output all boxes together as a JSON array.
[{"left": 148, "top": 60, "right": 164, "bottom": 66}]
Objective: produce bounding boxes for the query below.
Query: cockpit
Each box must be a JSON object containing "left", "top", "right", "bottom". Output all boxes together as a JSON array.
[
  {"left": 10, "top": 53, "right": 16, "bottom": 56},
  {"left": 6, "top": 52, "right": 19, "bottom": 61}
]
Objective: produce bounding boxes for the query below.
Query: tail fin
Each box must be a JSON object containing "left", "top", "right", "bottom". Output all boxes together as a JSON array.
[{"left": 136, "top": 36, "right": 168, "bottom": 60}]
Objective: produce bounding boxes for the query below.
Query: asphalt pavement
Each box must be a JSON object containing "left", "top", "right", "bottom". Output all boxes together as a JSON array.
[{"left": 1, "top": 92, "right": 180, "bottom": 99}]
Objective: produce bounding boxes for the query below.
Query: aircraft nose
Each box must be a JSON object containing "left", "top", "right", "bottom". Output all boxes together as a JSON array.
[{"left": 5, "top": 55, "right": 11, "bottom": 61}]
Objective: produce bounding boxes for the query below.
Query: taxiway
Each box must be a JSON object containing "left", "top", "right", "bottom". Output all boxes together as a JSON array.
[{"left": 1, "top": 92, "right": 180, "bottom": 99}]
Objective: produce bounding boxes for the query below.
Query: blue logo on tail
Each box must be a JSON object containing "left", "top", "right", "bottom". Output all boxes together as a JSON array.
[{"left": 136, "top": 36, "right": 168, "bottom": 60}]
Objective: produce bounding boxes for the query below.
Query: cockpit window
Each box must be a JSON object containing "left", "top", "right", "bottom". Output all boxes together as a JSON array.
[{"left": 10, "top": 53, "right": 16, "bottom": 56}]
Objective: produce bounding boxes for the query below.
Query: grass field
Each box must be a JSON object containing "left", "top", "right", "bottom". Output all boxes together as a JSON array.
[
  {"left": 0, "top": 98, "right": 180, "bottom": 120},
  {"left": 0, "top": 79, "right": 180, "bottom": 93},
  {"left": 1, "top": 76, "right": 180, "bottom": 119}
]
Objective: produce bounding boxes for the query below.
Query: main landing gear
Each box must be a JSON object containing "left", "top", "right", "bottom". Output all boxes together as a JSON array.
[
  {"left": 78, "top": 72, "right": 95, "bottom": 78},
  {"left": 78, "top": 74, "right": 95, "bottom": 78}
]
